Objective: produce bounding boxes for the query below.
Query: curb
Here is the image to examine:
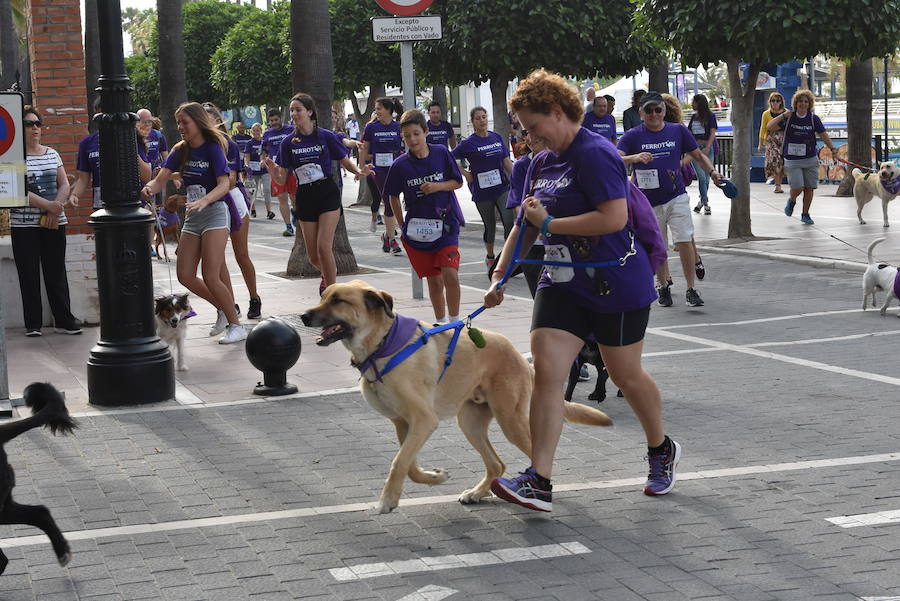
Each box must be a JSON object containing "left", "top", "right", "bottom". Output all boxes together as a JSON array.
[{"left": 696, "top": 244, "right": 867, "bottom": 273}]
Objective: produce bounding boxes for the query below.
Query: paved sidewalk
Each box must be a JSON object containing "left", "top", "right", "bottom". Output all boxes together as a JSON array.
[{"left": 5, "top": 178, "right": 900, "bottom": 414}]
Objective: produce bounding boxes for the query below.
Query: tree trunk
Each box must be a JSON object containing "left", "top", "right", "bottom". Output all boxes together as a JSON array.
[
  {"left": 490, "top": 73, "right": 511, "bottom": 152},
  {"left": 432, "top": 83, "right": 447, "bottom": 109},
  {"left": 157, "top": 0, "right": 187, "bottom": 148},
  {"left": 836, "top": 58, "right": 874, "bottom": 196},
  {"left": 0, "top": 0, "right": 18, "bottom": 90},
  {"left": 287, "top": 0, "right": 357, "bottom": 277},
  {"left": 648, "top": 54, "right": 669, "bottom": 94},
  {"left": 726, "top": 57, "right": 759, "bottom": 239},
  {"left": 84, "top": 0, "right": 101, "bottom": 132}
]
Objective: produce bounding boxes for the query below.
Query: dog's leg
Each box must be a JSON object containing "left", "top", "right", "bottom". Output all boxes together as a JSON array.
[
  {"left": 0, "top": 546, "right": 7, "bottom": 575},
  {"left": 0, "top": 499, "right": 70, "bottom": 566},
  {"left": 175, "top": 336, "right": 187, "bottom": 371},
  {"left": 588, "top": 366, "right": 608, "bottom": 403},
  {"left": 456, "top": 401, "right": 504, "bottom": 504},
  {"left": 563, "top": 360, "right": 580, "bottom": 402},
  {"left": 879, "top": 292, "right": 895, "bottom": 316},
  {"left": 884, "top": 199, "right": 891, "bottom": 228},
  {"left": 378, "top": 411, "right": 439, "bottom": 514},
  {"left": 391, "top": 418, "right": 448, "bottom": 485}
]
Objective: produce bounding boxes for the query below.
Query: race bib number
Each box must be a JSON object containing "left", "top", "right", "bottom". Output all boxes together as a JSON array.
[
  {"left": 249, "top": 161, "right": 261, "bottom": 172},
  {"left": 187, "top": 184, "right": 206, "bottom": 204},
  {"left": 375, "top": 152, "right": 394, "bottom": 167},
  {"left": 406, "top": 218, "right": 443, "bottom": 243},
  {"left": 543, "top": 244, "right": 575, "bottom": 283},
  {"left": 477, "top": 168, "right": 503, "bottom": 189},
  {"left": 295, "top": 162, "right": 325, "bottom": 185},
  {"left": 787, "top": 142, "right": 807, "bottom": 156},
  {"left": 691, "top": 121, "right": 705, "bottom": 135},
  {"left": 635, "top": 169, "right": 660, "bottom": 190},
  {"left": 92, "top": 186, "right": 102, "bottom": 209}
]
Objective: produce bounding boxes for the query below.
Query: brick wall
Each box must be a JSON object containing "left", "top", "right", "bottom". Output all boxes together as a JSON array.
[{"left": 24, "top": 0, "right": 99, "bottom": 325}]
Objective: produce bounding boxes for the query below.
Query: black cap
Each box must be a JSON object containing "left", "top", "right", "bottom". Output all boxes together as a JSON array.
[{"left": 640, "top": 92, "right": 665, "bottom": 110}]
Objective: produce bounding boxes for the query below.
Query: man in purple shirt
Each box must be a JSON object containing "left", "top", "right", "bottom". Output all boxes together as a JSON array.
[
  {"left": 425, "top": 102, "right": 457, "bottom": 149},
  {"left": 260, "top": 108, "right": 297, "bottom": 236},
  {"left": 582, "top": 96, "right": 617, "bottom": 143}
]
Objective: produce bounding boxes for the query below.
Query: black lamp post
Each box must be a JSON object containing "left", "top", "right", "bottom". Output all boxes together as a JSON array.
[{"left": 86, "top": 0, "right": 174, "bottom": 405}]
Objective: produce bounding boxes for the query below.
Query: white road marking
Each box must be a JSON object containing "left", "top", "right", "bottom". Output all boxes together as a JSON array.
[
  {"left": 173, "top": 381, "right": 203, "bottom": 405},
  {"left": 746, "top": 330, "right": 900, "bottom": 348},
  {"left": 397, "top": 585, "right": 458, "bottom": 601},
  {"left": 328, "top": 541, "right": 590, "bottom": 582},
  {"left": 0, "top": 452, "right": 896, "bottom": 549},
  {"left": 660, "top": 308, "right": 867, "bottom": 329},
  {"left": 859, "top": 597, "right": 900, "bottom": 600},
  {"left": 827, "top": 509, "right": 900, "bottom": 529},
  {"left": 649, "top": 328, "right": 900, "bottom": 387}
]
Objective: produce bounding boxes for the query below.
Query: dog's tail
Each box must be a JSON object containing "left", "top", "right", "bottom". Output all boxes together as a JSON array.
[
  {"left": 24, "top": 382, "right": 77, "bottom": 436},
  {"left": 868, "top": 237, "right": 887, "bottom": 264},
  {"left": 563, "top": 401, "right": 612, "bottom": 427},
  {"left": 852, "top": 167, "right": 863, "bottom": 179}
]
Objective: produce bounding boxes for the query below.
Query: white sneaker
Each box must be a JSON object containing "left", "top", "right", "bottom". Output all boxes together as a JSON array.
[
  {"left": 218, "top": 324, "right": 247, "bottom": 345},
  {"left": 209, "top": 310, "right": 227, "bottom": 336},
  {"left": 369, "top": 219, "right": 377, "bottom": 233}
]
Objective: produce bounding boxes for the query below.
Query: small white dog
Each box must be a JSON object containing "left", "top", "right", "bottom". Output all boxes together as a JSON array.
[
  {"left": 862, "top": 238, "right": 900, "bottom": 316},
  {"left": 853, "top": 162, "right": 900, "bottom": 227},
  {"left": 155, "top": 293, "right": 193, "bottom": 370}
]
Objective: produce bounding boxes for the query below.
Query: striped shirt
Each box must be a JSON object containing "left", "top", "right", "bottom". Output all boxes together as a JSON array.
[{"left": 12, "top": 148, "right": 68, "bottom": 228}]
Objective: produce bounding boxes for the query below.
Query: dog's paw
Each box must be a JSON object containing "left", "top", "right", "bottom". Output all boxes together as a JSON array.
[
  {"left": 176, "top": 364, "right": 189, "bottom": 372},
  {"left": 375, "top": 498, "right": 398, "bottom": 514},
  {"left": 885, "top": 223, "right": 891, "bottom": 228},
  {"left": 458, "top": 487, "right": 489, "bottom": 504},
  {"left": 881, "top": 309, "right": 888, "bottom": 316},
  {"left": 57, "top": 551, "right": 71, "bottom": 567}
]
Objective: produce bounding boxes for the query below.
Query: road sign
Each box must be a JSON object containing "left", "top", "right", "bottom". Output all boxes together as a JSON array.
[
  {"left": 372, "top": 15, "right": 442, "bottom": 43},
  {"left": 374, "top": 0, "right": 433, "bottom": 16},
  {"left": 0, "top": 92, "right": 27, "bottom": 208}
]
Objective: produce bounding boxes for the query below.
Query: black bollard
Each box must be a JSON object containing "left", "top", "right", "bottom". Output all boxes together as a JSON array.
[{"left": 245, "top": 317, "right": 302, "bottom": 396}]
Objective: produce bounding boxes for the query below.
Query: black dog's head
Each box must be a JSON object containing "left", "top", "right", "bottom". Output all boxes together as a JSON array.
[{"left": 23, "top": 382, "right": 77, "bottom": 436}]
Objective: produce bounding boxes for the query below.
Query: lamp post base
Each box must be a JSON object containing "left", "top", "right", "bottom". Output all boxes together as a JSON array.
[{"left": 87, "top": 341, "right": 174, "bottom": 406}]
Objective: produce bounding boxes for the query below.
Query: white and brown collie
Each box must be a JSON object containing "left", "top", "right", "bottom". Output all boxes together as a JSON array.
[{"left": 155, "top": 293, "right": 193, "bottom": 371}]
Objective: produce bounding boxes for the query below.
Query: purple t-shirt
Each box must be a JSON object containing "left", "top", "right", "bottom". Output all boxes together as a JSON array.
[
  {"left": 617, "top": 122, "right": 698, "bottom": 206},
  {"left": 529, "top": 128, "right": 656, "bottom": 313},
  {"left": 233, "top": 132, "right": 252, "bottom": 155},
  {"left": 687, "top": 113, "right": 718, "bottom": 142},
  {"left": 226, "top": 139, "right": 242, "bottom": 174},
  {"left": 507, "top": 153, "right": 532, "bottom": 209},
  {"left": 275, "top": 128, "right": 348, "bottom": 181},
  {"left": 163, "top": 140, "right": 229, "bottom": 200},
  {"left": 362, "top": 120, "right": 403, "bottom": 174},
  {"left": 146, "top": 129, "right": 168, "bottom": 167},
  {"left": 384, "top": 144, "right": 464, "bottom": 251},
  {"left": 261, "top": 124, "right": 295, "bottom": 162},
  {"left": 779, "top": 112, "right": 825, "bottom": 160},
  {"left": 76, "top": 133, "right": 101, "bottom": 185},
  {"left": 451, "top": 131, "right": 509, "bottom": 202},
  {"left": 426, "top": 120, "right": 455, "bottom": 147},
  {"left": 582, "top": 112, "right": 617, "bottom": 141},
  {"left": 245, "top": 138, "right": 265, "bottom": 174}
]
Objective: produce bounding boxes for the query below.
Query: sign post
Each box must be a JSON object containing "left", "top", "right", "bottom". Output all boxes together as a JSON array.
[
  {"left": 372, "top": 0, "right": 437, "bottom": 300},
  {"left": 0, "top": 91, "right": 26, "bottom": 417}
]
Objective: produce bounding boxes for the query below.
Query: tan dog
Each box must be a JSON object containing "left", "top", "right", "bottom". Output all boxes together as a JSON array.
[
  {"left": 301, "top": 280, "right": 612, "bottom": 514},
  {"left": 853, "top": 162, "right": 900, "bottom": 227}
]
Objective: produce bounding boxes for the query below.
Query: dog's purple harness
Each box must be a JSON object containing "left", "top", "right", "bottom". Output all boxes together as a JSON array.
[
  {"left": 882, "top": 176, "right": 900, "bottom": 195},
  {"left": 893, "top": 272, "right": 900, "bottom": 300}
]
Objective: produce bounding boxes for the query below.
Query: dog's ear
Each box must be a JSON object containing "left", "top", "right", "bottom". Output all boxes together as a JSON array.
[
  {"left": 175, "top": 293, "right": 189, "bottom": 307},
  {"left": 154, "top": 296, "right": 169, "bottom": 311},
  {"left": 364, "top": 289, "right": 394, "bottom": 318}
]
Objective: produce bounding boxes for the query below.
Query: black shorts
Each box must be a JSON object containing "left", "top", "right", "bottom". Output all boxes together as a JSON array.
[
  {"left": 531, "top": 285, "right": 650, "bottom": 347},
  {"left": 294, "top": 177, "right": 341, "bottom": 222}
]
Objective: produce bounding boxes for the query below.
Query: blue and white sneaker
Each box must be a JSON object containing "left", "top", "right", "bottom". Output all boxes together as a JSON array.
[
  {"left": 644, "top": 439, "right": 682, "bottom": 496},
  {"left": 800, "top": 213, "right": 814, "bottom": 225},
  {"left": 784, "top": 200, "right": 796, "bottom": 216},
  {"left": 491, "top": 467, "right": 552, "bottom": 512}
]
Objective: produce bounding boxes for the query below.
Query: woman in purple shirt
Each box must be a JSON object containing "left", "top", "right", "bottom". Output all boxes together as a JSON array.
[
  {"left": 359, "top": 97, "right": 404, "bottom": 254},
  {"left": 141, "top": 102, "right": 246, "bottom": 345},
  {"left": 483, "top": 69, "right": 679, "bottom": 512},
  {"left": 452, "top": 106, "right": 514, "bottom": 269}
]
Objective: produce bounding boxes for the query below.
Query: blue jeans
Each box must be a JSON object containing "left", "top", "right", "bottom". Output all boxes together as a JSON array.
[{"left": 691, "top": 145, "right": 715, "bottom": 205}]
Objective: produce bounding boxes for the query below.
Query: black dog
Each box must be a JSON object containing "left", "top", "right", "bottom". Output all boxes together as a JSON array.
[
  {"left": 564, "top": 341, "right": 624, "bottom": 403},
  {"left": 1, "top": 382, "right": 76, "bottom": 575}
]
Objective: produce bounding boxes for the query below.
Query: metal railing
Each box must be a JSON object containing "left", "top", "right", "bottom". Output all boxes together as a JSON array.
[{"left": 713, "top": 137, "right": 733, "bottom": 178}]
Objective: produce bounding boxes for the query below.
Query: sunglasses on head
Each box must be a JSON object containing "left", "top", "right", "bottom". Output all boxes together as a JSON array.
[
  {"left": 644, "top": 106, "right": 664, "bottom": 114},
  {"left": 24, "top": 119, "right": 42, "bottom": 127}
]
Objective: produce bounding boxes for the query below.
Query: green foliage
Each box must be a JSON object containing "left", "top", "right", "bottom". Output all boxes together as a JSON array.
[
  {"left": 416, "top": 0, "right": 655, "bottom": 85},
  {"left": 182, "top": 0, "right": 255, "bottom": 106},
  {"left": 125, "top": 53, "right": 160, "bottom": 113},
  {"left": 636, "top": 0, "right": 900, "bottom": 67},
  {"left": 210, "top": 5, "right": 292, "bottom": 107},
  {"left": 122, "top": 7, "right": 157, "bottom": 56},
  {"left": 329, "top": 0, "right": 401, "bottom": 99}
]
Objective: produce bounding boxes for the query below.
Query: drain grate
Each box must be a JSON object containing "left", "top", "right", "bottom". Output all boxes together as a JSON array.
[{"left": 273, "top": 313, "right": 321, "bottom": 336}]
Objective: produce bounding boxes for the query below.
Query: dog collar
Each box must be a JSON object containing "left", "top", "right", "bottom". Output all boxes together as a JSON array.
[
  {"left": 882, "top": 176, "right": 900, "bottom": 195},
  {"left": 352, "top": 314, "right": 420, "bottom": 382}
]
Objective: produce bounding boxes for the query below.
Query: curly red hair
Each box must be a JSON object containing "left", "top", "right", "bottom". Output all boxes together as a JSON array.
[{"left": 509, "top": 69, "right": 583, "bottom": 124}]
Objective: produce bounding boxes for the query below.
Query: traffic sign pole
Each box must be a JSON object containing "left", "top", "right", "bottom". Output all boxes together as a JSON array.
[{"left": 399, "top": 41, "right": 423, "bottom": 299}]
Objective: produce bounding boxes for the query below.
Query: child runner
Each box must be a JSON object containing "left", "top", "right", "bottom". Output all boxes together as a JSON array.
[{"left": 385, "top": 110, "right": 465, "bottom": 324}]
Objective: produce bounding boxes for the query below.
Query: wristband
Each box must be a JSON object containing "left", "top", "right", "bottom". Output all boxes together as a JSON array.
[
  {"left": 540, "top": 215, "right": 554, "bottom": 238},
  {"left": 708, "top": 169, "right": 716, "bottom": 177},
  {"left": 492, "top": 268, "right": 506, "bottom": 278}
]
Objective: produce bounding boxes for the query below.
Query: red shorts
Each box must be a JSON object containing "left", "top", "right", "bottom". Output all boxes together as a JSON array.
[
  {"left": 272, "top": 173, "right": 297, "bottom": 196},
  {"left": 402, "top": 242, "right": 460, "bottom": 278}
]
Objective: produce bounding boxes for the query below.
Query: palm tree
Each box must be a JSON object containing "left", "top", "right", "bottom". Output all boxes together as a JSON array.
[
  {"left": 836, "top": 59, "right": 874, "bottom": 196},
  {"left": 287, "top": 0, "right": 358, "bottom": 277},
  {"left": 156, "top": 0, "right": 186, "bottom": 147}
]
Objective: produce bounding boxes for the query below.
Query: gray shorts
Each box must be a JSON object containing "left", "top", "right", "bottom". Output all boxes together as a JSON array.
[
  {"left": 784, "top": 156, "right": 819, "bottom": 190},
  {"left": 181, "top": 200, "right": 230, "bottom": 236}
]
